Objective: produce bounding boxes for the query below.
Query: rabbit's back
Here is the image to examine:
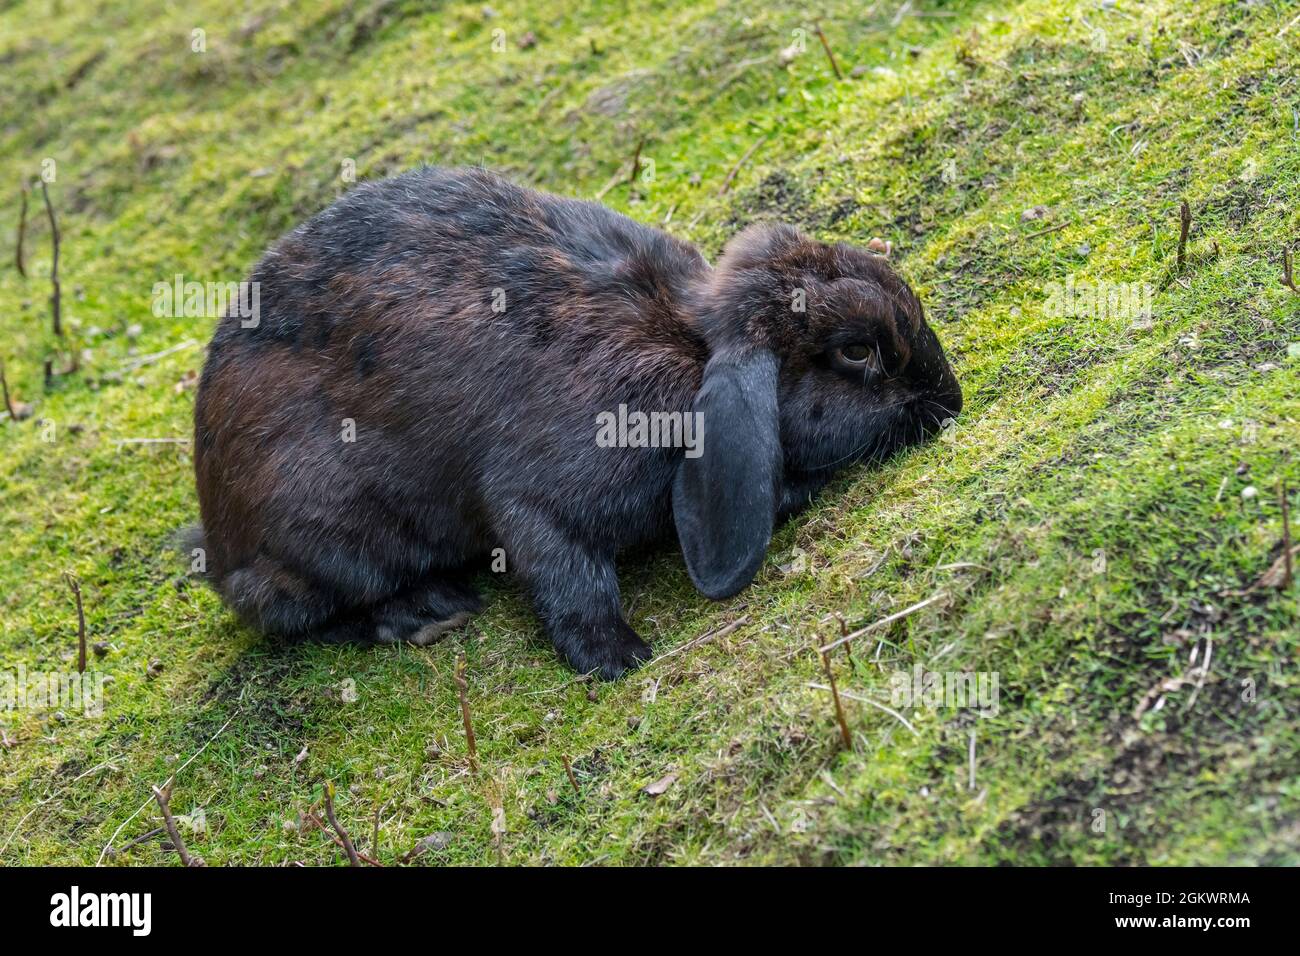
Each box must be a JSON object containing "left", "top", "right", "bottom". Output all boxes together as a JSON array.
[
  {"left": 207, "top": 167, "right": 705, "bottom": 356},
  {"left": 194, "top": 167, "right": 710, "bottom": 596}
]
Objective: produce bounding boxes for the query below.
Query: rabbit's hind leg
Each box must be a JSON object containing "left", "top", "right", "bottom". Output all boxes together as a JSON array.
[
  {"left": 317, "top": 575, "right": 482, "bottom": 646},
  {"left": 219, "top": 555, "right": 342, "bottom": 637}
]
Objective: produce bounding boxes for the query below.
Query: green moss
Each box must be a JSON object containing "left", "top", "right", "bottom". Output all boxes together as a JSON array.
[{"left": 1, "top": 0, "right": 1297, "bottom": 865}]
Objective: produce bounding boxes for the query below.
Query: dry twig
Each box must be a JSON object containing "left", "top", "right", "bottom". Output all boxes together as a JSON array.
[
  {"left": 97, "top": 714, "right": 236, "bottom": 864},
  {"left": 1281, "top": 479, "right": 1294, "bottom": 590},
  {"left": 627, "top": 137, "right": 646, "bottom": 187},
  {"left": 0, "top": 358, "right": 30, "bottom": 421},
  {"left": 115, "top": 827, "right": 165, "bottom": 855},
  {"left": 1281, "top": 249, "right": 1298, "bottom": 294},
  {"left": 818, "top": 594, "right": 946, "bottom": 653},
  {"left": 151, "top": 784, "right": 204, "bottom": 867},
  {"left": 807, "top": 683, "right": 917, "bottom": 734},
  {"left": 1023, "top": 221, "right": 1069, "bottom": 240},
  {"left": 64, "top": 572, "right": 86, "bottom": 674},
  {"left": 814, "top": 22, "right": 843, "bottom": 80},
  {"left": 719, "top": 136, "right": 768, "bottom": 195},
  {"left": 561, "top": 755, "right": 580, "bottom": 796},
  {"left": 454, "top": 653, "right": 478, "bottom": 773},
  {"left": 40, "top": 180, "right": 61, "bottom": 338},
  {"left": 116, "top": 338, "right": 198, "bottom": 374},
  {"left": 304, "top": 811, "right": 384, "bottom": 866},
  {"left": 649, "top": 614, "right": 750, "bottom": 666},
  {"left": 819, "top": 650, "right": 853, "bottom": 750},
  {"left": 321, "top": 782, "right": 362, "bottom": 866},
  {"left": 15, "top": 185, "right": 28, "bottom": 278},
  {"left": 1176, "top": 200, "right": 1191, "bottom": 272}
]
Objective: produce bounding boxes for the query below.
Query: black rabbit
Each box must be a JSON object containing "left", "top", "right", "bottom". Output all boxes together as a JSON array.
[{"left": 192, "top": 166, "right": 961, "bottom": 678}]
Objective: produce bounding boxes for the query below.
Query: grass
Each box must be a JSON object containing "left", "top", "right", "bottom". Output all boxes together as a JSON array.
[{"left": 1, "top": 0, "right": 1298, "bottom": 866}]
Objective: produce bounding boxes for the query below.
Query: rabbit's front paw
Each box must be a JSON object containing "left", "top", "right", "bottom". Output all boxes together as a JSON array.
[{"left": 557, "top": 618, "right": 652, "bottom": 681}]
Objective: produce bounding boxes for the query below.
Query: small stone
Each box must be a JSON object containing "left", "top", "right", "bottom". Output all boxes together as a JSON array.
[
  {"left": 410, "top": 832, "right": 454, "bottom": 856},
  {"left": 643, "top": 772, "right": 678, "bottom": 797}
]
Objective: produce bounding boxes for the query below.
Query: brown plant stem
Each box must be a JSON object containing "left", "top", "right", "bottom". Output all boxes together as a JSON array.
[
  {"left": 454, "top": 653, "right": 478, "bottom": 773},
  {"left": 151, "top": 784, "right": 203, "bottom": 867},
  {"left": 15, "top": 186, "right": 28, "bottom": 278},
  {"left": 814, "top": 22, "right": 843, "bottom": 80},
  {"left": 1176, "top": 200, "right": 1191, "bottom": 272},
  {"left": 0, "top": 359, "right": 19, "bottom": 420},
  {"left": 40, "top": 180, "right": 61, "bottom": 338},
  {"left": 561, "top": 755, "right": 580, "bottom": 796},
  {"left": 321, "top": 782, "right": 362, "bottom": 866},
  {"left": 1281, "top": 479, "right": 1294, "bottom": 590},
  {"left": 719, "top": 136, "right": 767, "bottom": 195},
  {"left": 304, "top": 811, "right": 384, "bottom": 866},
  {"left": 64, "top": 572, "right": 86, "bottom": 674},
  {"left": 819, "top": 650, "right": 853, "bottom": 750},
  {"left": 627, "top": 136, "right": 645, "bottom": 186}
]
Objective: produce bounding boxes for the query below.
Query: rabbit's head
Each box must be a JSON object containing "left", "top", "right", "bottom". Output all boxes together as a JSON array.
[{"left": 674, "top": 223, "right": 962, "bottom": 599}]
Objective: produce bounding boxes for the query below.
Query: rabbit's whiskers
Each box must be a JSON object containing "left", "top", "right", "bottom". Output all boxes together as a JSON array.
[{"left": 801, "top": 400, "right": 914, "bottom": 471}]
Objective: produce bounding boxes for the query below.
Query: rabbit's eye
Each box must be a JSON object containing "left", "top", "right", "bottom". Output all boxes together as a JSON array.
[{"left": 831, "top": 344, "right": 874, "bottom": 370}]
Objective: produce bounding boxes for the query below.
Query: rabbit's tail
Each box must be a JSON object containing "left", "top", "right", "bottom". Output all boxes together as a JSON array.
[{"left": 173, "top": 523, "right": 214, "bottom": 580}]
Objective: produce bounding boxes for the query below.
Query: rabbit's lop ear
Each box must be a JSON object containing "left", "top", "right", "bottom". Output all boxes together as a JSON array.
[{"left": 672, "top": 348, "right": 782, "bottom": 599}]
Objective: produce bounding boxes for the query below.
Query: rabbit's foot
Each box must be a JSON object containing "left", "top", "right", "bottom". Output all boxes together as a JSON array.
[
  {"left": 546, "top": 614, "right": 652, "bottom": 680},
  {"left": 318, "top": 577, "right": 481, "bottom": 646},
  {"left": 506, "top": 520, "right": 651, "bottom": 678},
  {"left": 377, "top": 610, "right": 475, "bottom": 646}
]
